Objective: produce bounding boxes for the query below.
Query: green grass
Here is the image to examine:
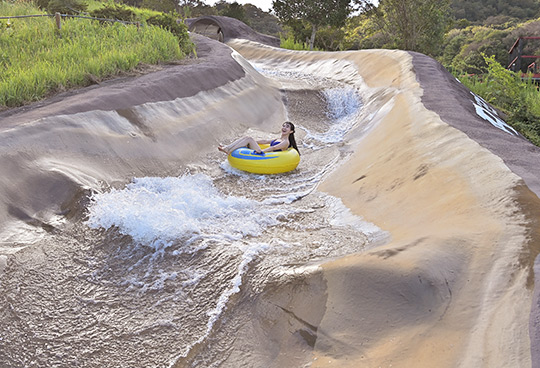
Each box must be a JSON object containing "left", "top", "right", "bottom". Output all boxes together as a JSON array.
[
  {"left": 280, "top": 34, "right": 322, "bottom": 51},
  {"left": 521, "top": 77, "right": 540, "bottom": 117},
  {"left": 86, "top": 0, "right": 162, "bottom": 20},
  {"left": 0, "top": 1, "right": 193, "bottom": 108},
  {"left": 456, "top": 55, "right": 540, "bottom": 147}
]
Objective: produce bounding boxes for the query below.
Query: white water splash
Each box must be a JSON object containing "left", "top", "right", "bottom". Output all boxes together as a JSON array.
[
  {"left": 323, "top": 86, "right": 362, "bottom": 120},
  {"left": 86, "top": 173, "right": 283, "bottom": 250},
  {"left": 303, "top": 86, "right": 363, "bottom": 146}
]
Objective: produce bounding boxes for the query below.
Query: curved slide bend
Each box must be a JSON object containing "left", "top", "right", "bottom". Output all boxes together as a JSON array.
[
  {"left": 0, "top": 23, "right": 539, "bottom": 368},
  {"left": 228, "top": 40, "right": 540, "bottom": 367}
]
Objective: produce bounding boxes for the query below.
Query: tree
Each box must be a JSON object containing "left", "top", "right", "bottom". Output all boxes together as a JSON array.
[
  {"left": 343, "top": 11, "right": 384, "bottom": 50},
  {"left": 243, "top": 4, "right": 282, "bottom": 36},
  {"left": 272, "top": 0, "right": 364, "bottom": 50},
  {"left": 220, "top": 2, "right": 249, "bottom": 25},
  {"left": 316, "top": 26, "right": 346, "bottom": 50},
  {"left": 451, "top": 0, "right": 540, "bottom": 23},
  {"left": 375, "top": 0, "right": 452, "bottom": 56},
  {"left": 141, "top": 0, "right": 177, "bottom": 13},
  {"left": 188, "top": 2, "right": 218, "bottom": 18}
]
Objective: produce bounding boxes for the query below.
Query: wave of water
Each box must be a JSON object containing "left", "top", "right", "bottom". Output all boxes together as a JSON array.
[
  {"left": 87, "top": 174, "right": 283, "bottom": 252},
  {"left": 302, "top": 86, "right": 363, "bottom": 147},
  {"left": 76, "top": 60, "right": 382, "bottom": 367},
  {"left": 85, "top": 164, "right": 383, "bottom": 365}
]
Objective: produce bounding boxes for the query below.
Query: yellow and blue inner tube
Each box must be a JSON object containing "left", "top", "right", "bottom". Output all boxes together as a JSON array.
[{"left": 227, "top": 144, "right": 300, "bottom": 174}]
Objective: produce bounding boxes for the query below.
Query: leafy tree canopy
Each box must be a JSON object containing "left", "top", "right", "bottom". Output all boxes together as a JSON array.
[
  {"left": 243, "top": 4, "right": 282, "bottom": 36},
  {"left": 451, "top": 0, "right": 540, "bottom": 23},
  {"left": 219, "top": 1, "right": 250, "bottom": 25},
  {"left": 272, "top": 0, "right": 364, "bottom": 49},
  {"left": 440, "top": 18, "right": 540, "bottom": 75},
  {"left": 374, "top": 0, "right": 452, "bottom": 55}
]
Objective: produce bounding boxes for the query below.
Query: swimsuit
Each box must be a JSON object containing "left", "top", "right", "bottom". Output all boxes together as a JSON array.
[{"left": 270, "top": 139, "right": 284, "bottom": 151}]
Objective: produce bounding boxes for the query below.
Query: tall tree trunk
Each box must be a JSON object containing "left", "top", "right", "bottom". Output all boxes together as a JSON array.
[{"left": 309, "top": 23, "right": 317, "bottom": 50}]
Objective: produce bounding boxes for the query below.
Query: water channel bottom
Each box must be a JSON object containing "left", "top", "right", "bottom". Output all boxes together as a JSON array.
[{"left": 1, "top": 55, "right": 386, "bottom": 367}]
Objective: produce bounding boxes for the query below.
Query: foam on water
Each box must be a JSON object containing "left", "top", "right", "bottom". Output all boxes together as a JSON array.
[
  {"left": 323, "top": 87, "right": 362, "bottom": 120},
  {"left": 302, "top": 86, "right": 363, "bottom": 148},
  {"left": 87, "top": 173, "right": 282, "bottom": 251},
  {"left": 252, "top": 64, "right": 331, "bottom": 88},
  {"left": 251, "top": 59, "right": 364, "bottom": 148},
  {"left": 251, "top": 57, "right": 360, "bottom": 88},
  {"left": 87, "top": 173, "right": 281, "bottom": 366}
]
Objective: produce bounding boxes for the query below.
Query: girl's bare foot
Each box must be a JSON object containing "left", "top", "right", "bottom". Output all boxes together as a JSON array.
[{"left": 218, "top": 145, "right": 228, "bottom": 154}]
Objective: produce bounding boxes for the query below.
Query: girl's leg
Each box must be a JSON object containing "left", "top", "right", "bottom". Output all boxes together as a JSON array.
[{"left": 219, "top": 136, "right": 262, "bottom": 154}]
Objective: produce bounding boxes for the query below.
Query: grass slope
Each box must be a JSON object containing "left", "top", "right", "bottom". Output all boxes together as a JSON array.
[{"left": 0, "top": 1, "right": 193, "bottom": 109}]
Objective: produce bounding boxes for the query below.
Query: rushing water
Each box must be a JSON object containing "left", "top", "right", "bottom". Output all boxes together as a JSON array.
[{"left": 0, "top": 54, "right": 386, "bottom": 368}]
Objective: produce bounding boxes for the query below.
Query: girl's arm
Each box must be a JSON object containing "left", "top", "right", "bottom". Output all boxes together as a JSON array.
[{"left": 262, "top": 140, "right": 288, "bottom": 152}]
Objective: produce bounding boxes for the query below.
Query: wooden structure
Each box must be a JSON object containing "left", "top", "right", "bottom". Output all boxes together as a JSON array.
[{"left": 508, "top": 36, "right": 540, "bottom": 80}]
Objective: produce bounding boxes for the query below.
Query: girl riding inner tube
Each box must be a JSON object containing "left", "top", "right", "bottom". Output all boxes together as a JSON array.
[
  {"left": 228, "top": 144, "right": 300, "bottom": 174},
  {"left": 218, "top": 122, "right": 301, "bottom": 174}
]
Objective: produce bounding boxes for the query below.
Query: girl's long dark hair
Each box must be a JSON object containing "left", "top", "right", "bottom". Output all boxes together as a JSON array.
[{"left": 286, "top": 121, "right": 300, "bottom": 155}]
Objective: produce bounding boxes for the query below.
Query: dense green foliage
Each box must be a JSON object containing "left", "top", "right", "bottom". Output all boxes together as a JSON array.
[
  {"left": 451, "top": 0, "right": 540, "bottom": 23},
  {"left": 0, "top": 1, "right": 193, "bottom": 109},
  {"left": 273, "top": 0, "right": 355, "bottom": 50},
  {"left": 46, "top": 0, "right": 88, "bottom": 14},
  {"left": 441, "top": 19, "right": 540, "bottom": 74},
  {"left": 342, "top": 0, "right": 454, "bottom": 55},
  {"left": 35, "top": 0, "right": 88, "bottom": 15},
  {"left": 89, "top": 3, "right": 137, "bottom": 21},
  {"left": 458, "top": 55, "right": 540, "bottom": 146},
  {"left": 220, "top": 1, "right": 249, "bottom": 24},
  {"left": 88, "top": 0, "right": 163, "bottom": 20},
  {"left": 146, "top": 11, "right": 192, "bottom": 52},
  {"left": 374, "top": 0, "right": 452, "bottom": 55},
  {"left": 242, "top": 4, "right": 281, "bottom": 36},
  {"left": 280, "top": 33, "right": 321, "bottom": 50}
]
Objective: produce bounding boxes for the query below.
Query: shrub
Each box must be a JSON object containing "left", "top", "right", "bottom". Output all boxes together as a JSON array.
[
  {"left": 46, "top": 0, "right": 88, "bottom": 15},
  {"left": 89, "top": 3, "right": 137, "bottom": 22},
  {"left": 146, "top": 12, "right": 180, "bottom": 36},
  {"left": 314, "top": 26, "right": 345, "bottom": 51},
  {"left": 280, "top": 34, "right": 310, "bottom": 50},
  {"left": 140, "top": 0, "right": 176, "bottom": 13},
  {"left": 457, "top": 54, "right": 540, "bottom": 146},
  {"left": 35, "top": 0, "right": 51, "bottom": 11},
  {"left": 146, "top": 12, "right": 193, "bottom": 53}
]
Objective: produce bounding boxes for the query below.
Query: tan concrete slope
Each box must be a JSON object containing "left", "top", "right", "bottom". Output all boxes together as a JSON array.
[{"left": 230, "top": 40, "right": 540, "bottom": 368}]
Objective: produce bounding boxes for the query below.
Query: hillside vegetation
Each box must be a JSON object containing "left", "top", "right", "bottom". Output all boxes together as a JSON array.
[
  {"left": 2, "top": 0, "right": 539, "bottom": 145},
  {"left": 211, "top": 0, "right": 540, "bottom": 145},
  {"left": 0, "top": 1, "right": 193, "bottom": 109},
  {"left": 200, "top": 0, "right": 539, "bottom": 146}
]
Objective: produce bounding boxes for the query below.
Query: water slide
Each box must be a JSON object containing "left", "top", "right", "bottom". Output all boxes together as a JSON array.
[{"left": 1, "top": 16, "right": 540, "bottom": 368}]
